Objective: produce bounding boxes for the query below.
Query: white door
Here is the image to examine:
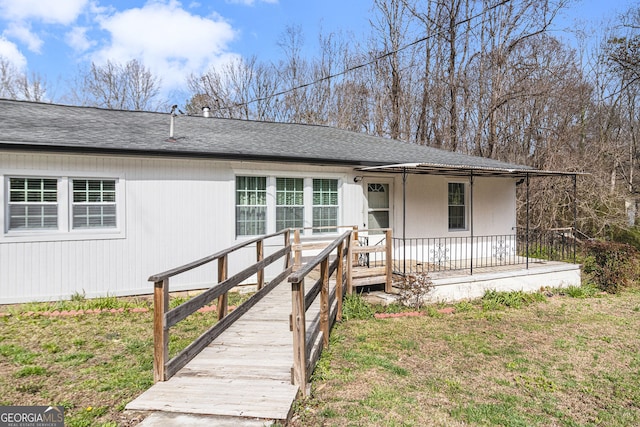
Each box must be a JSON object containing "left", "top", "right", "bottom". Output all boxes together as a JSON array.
[{"left": 366, "top": 182, "right": 390, "bottom": 233}]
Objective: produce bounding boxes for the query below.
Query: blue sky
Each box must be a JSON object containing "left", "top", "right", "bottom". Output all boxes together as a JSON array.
[{"left": 0, "top": 0, "right": 636, "bottom": 102}]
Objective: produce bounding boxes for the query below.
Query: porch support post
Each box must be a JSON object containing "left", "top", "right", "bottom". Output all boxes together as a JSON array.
[
  {"left": 470, "top": 171, "right": 474, "bottom": 276},
  {"left": 526, "top": 173, "right": 530, "bottom": 270},
  {"left": 402, "top": 167, "right": 407, "bottom": 276},
  {"left": 573, "top": 174, "right": 577, "bottom": 264}
]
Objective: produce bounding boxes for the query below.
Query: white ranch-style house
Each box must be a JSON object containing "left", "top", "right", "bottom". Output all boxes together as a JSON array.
[{"left": 0, "top": 99, "right": 580, "bottom": 304}]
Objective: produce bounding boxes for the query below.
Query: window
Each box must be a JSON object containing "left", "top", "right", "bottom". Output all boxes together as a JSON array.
[
  {"left": 8, "top": 177, "right": 58, "bottom": 230},
  {"left": 313, "top": 179, "right": 338, "bottom": 233},
  {"left": 236, "top": 176, "right": 267, "bottom": 236},
  {"left": 448, "top": 182, "right": 466, "bottom": 230},
  {"left": 367, "top": 183, "right": 389, "bottom": 233},
  {"left": 72, "top": 179, "right": 117, "bottom": 229},
  {"left": 4, "top": 175, "right": 122, "bottom": 239},
  {"left": 234, "top": 175, "right": 341, "bottom": 237},
  {"left": 276, "top": 177, "right": 304, "bottom": 231}
]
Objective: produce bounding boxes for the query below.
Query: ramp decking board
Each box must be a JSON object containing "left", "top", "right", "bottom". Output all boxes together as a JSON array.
[{"left": 126, "top": 279, "right": 305, "bottom": 424}]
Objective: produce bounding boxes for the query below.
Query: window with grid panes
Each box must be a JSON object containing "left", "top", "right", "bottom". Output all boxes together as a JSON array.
[
  {"left": 276, "top": 177, "right": 304, "bottom": 231},
  {"left": 72, "top": 179, "right": 117, "bottom": 229},
  {"left": 8, "top": 177, "right": 58, "bottom": 230},
  {"left": 312, "top": 179, "right": 338, "bottom": 233},
  {"left": 448, "top": 182, "right": 466, "bottom": 230},
  {"left": 236, "top": 176, "right": 267, "bottom": 236}
]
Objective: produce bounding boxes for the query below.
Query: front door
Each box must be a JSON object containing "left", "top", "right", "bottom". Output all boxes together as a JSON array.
[{"left": 366, "top": 182, "right": 390, "bottom": 233}]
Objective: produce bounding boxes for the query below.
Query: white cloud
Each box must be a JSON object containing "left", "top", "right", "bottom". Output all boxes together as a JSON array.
[
  {"left": 66, "top": 27, "right": 95, "bottom": 53},
  {"left": 0, "top": 37, "right": 27, "bottom": 70},
  {"left": 94, "top": 0, "right": 238, "bottom": 93},
  {"left": 0, "top": 0, "right": 89, "bottom": 25},
  {"left": 4, "top": 22, "right": 43, "bottom": 53},
  {"left": 225, "top": 0, "right": 278, "bottom": 4}
]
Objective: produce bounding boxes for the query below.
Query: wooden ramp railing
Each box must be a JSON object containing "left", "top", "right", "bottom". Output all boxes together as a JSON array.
[
  {"left": 350, "top": 228, "right": 393, "bottom": 293},
  {"left": 288, "top": 229, "right": 352, "bottom": 396},
  {"left": 149, "top": 230, "right": 292, "bottom": 382},
  {"left": 148, "top": 226, "right": 392, "bottom": 391}
]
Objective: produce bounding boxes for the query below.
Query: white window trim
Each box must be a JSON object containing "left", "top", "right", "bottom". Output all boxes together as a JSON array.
[
  {"left": 446, "top": 180, "right": 469, "bottom": 232},
  {"left": 233, "top": 171, "right": 343, "bottom": 239},
  {"left": 1, "top": 171, "right": 126, "bottom": 243}
]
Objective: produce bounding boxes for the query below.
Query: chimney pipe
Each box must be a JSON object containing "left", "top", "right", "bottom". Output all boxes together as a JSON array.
[
  {"left": 169, "top": 105, "right": 177, "bottom": 138},
  {"left": 202, "top": 106, "right": 211, "bottom": 118}
]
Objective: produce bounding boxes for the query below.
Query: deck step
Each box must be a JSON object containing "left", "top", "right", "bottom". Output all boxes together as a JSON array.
[{"left": 352, "top": 275, "right": 387, "bottom": 287}]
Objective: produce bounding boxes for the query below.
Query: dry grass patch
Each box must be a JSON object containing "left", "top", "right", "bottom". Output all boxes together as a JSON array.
[{"left": 292, "top": 290, "right": 640, "bottom": 427}]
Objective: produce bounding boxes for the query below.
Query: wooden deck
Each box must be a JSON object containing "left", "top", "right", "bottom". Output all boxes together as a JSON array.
[{"left": 126, "top": 278, "right": 300, "bottom": 425}]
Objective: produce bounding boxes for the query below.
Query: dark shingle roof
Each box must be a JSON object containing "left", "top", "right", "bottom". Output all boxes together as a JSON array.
[{"left": 0, "top": 99, "right": 533, "bottom": 172}]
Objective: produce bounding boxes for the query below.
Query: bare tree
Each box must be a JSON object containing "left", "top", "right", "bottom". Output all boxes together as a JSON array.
[
  {"left": 186, "top": 55, "right": 282, "bottom": 120},
  {"left": 0, "top": 57, "right": 49, "bottom": 101},
  {"left": 68, "top": 59, "right": 163, "bottom": 111}
]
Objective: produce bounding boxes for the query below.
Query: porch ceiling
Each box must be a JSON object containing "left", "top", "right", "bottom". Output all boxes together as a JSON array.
[{"left": 356, "top": 163, "right": 586, "bottom": 178}]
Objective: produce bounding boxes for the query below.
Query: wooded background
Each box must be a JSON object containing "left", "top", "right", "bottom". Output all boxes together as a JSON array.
[{"left": 4, "top": 0, "right": 640, "bottom": 241}]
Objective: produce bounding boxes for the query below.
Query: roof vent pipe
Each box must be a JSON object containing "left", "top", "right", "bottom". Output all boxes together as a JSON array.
[
  {"left": 169, "top": 105, "right": 177, "bottom": 138},
  {"left": 202, "top": 106, "right": 211, "bottom": 118}
]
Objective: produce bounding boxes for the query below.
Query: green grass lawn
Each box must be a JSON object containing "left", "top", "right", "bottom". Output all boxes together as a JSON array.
[
  {"left": 1, "top": 287, "right": 639, "bottom": 426},
  {"left": 291, "top": 287, "right": 640, "bottom": 427}
]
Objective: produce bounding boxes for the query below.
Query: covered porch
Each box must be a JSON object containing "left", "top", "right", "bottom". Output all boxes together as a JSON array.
[{"left": 348, "top": 162, "right": 583, "bottom": 301}]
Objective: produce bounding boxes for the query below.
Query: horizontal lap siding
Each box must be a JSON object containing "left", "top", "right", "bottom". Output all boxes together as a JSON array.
[
  {"left": 0, "top": 152, "right": 235, "bottom": 303},
  {"left": 1, "top": 153, "right": 360, "bottom": 303}
]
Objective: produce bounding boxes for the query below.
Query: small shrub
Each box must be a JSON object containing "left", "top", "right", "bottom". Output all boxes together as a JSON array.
[
  {"left": 482, "top": 290, "right": 545, "bottom": 310},
  {"left": 394, "top": 273, "right": 434, "bottom": 310},
  {"left": 342, "top": 293, "right": 374, "bottom": 320},
  {"left": 563, "top": 284, "right": 599, "bottom": 298},
  {"left": 582, "top": 241, "right": 640, "bottom": 293}
]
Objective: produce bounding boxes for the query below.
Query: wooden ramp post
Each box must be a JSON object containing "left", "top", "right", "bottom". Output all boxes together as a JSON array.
[
  {"left": 385, "top": 228, "right": 393, "bottom": 293},
  {"left": 153, "top": 278, "right": 169, "bottom": 382},
  {"left": 290, "top": 278, "right": 307, "bottom": 392}
]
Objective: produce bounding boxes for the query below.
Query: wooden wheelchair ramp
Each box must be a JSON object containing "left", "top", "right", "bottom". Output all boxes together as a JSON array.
[
  {"left": 126, "top": 278, "right": 299, "bottom": 425},
  {"left": 126, "top": 227, "right": 375, "bottom": 425}
]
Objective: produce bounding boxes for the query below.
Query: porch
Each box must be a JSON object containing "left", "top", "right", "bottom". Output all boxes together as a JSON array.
[{"left": 350, "top": 227, "right": 582, "bottom": 301}]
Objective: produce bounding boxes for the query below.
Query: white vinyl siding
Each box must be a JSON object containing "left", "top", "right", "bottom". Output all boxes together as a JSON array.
[
  {"left": 236, "top": 176, "right": 267, "bottom": 236},
  {"left": 313, "top": 179, "right": 338, "bottom": 234},
  {"left": 8, "top": 177, "right": 58, "bottom": 230},
  {"left": 72, "top": 179, "right": 117, "bottom": 229},
  {"left": 276, "top": 177, "right": 304, "bottom": 231}
]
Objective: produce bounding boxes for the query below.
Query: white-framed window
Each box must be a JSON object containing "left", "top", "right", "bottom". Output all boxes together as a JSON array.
[
  {"left": 8, "top": 177, "right": 58, "bottom": 230},
  {"left": 448, "top": 182, "right": 466, "bottom": 230},
  {"left": 313, "top": 179, "right": 339, "bottom": 234},
  {"left": 276, "top": 177, "right": 304, "bottom": 231},
  {"left": 3, "top": 174, "right": 124, "bottom": 240},
  {"left": 234, "top": 175, "right": 341, "bottom": 237},
  {"left": 236, "top": 176, "right": 267, "bottom": 236},
  {"left": 72, "top": 179, "right": 117, "bottom": 229}
]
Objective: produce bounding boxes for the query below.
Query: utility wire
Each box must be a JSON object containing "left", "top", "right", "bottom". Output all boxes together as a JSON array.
[{"left": 212, "top": 0, "right": 512, "bottom": 113}]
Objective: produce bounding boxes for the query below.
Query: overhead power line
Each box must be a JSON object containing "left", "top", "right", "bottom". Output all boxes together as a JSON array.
[{"left": 212, "top": 0, "right": 512, "bottom": 113}]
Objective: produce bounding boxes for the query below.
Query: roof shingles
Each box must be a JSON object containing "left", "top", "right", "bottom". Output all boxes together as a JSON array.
[{"left": 0, "top": 99, "right": 532, "bottom": 172}]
